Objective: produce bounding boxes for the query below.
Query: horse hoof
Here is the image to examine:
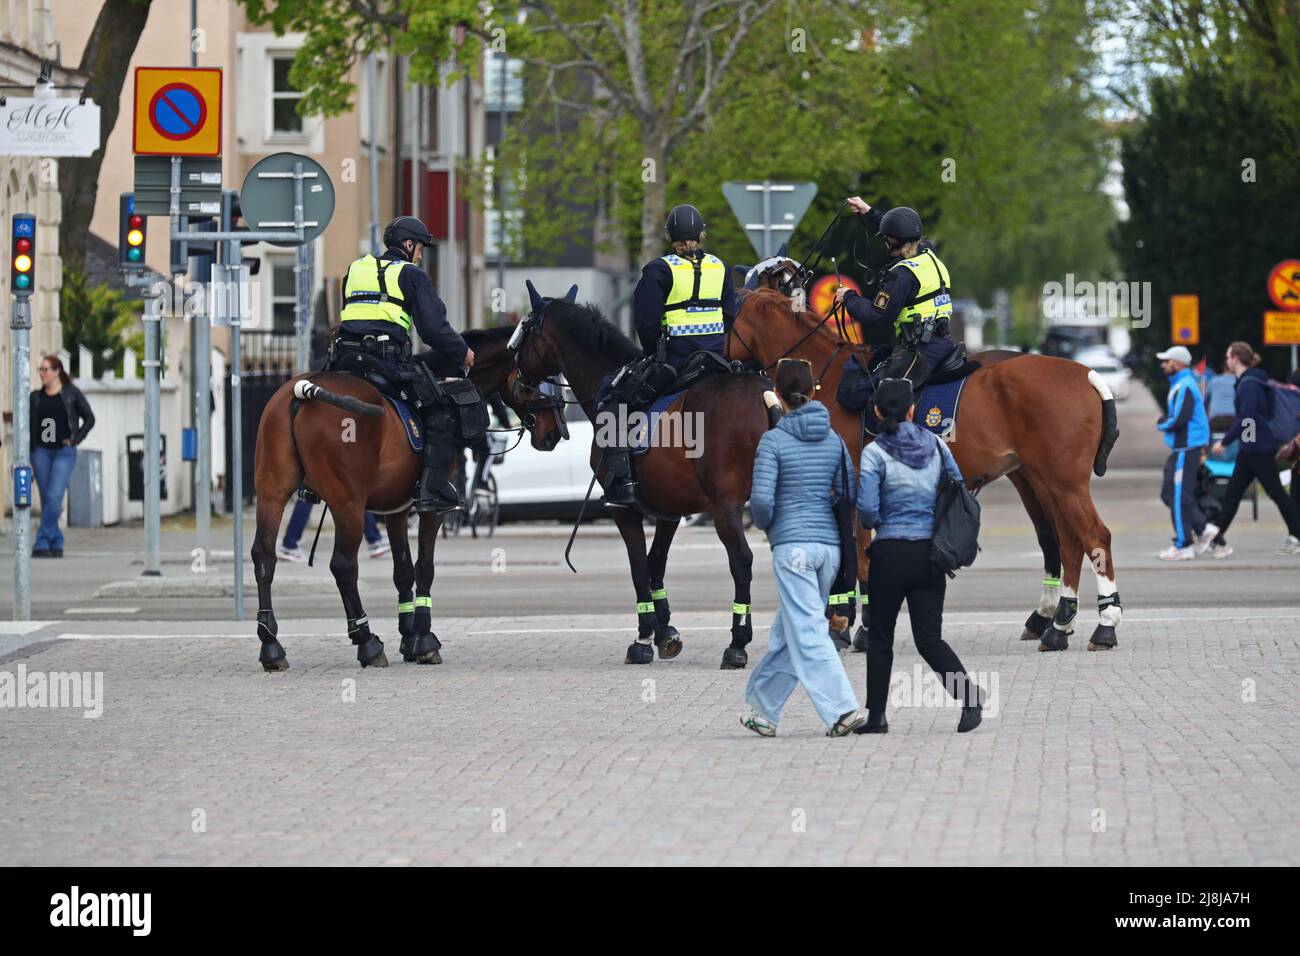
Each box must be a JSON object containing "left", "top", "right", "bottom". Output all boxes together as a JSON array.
[
  {"left": 852, "top": 625, "right": 869, "bottom": 653},
  {"left": 1038, "top": 627, "right": 1070, "bottom": 652},
  {"left": 625, "top": 641, "right": 654, "bottom": 665},
  {"left": 399, "top": 634, "right": 415, "bottom": 662},
  {"left": 720, "top": 647, "right": 748, "bottom": 670},
  {"left": 1088, "top": 624, "right": 1117, "bottom": 651},
  {"left": 411, "top": 632, "right": 442, "bottom": 664},
  {"left": 655, "top": 635, "right": 683, "bottom": 660},
  {"left": 1022, "top": 611, "right": 1052, "bottom": 640},
  {"left": 357, "top": 635, "right": 387, "bottom": 668},
  {"left": 258, "top": 639, "right": 288, "bottom": 671},
  {"left": 830, "top": 627, "right": 851, "bottom": 652}
]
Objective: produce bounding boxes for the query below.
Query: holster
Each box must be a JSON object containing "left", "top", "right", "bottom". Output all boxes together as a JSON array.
[
  {"left": 439, "top": 377, "right": 489, "bottom": 445},
  {"left": 611, "top": 356, "right": 676, "bottom": 409}
]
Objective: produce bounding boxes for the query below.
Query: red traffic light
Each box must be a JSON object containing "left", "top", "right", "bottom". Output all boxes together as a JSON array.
[
  {"left": 129, "top": 214, "right": 144, "bottom": 229},
  {"left": 15, "top": 237, "right": 32, "bottom": 255}
]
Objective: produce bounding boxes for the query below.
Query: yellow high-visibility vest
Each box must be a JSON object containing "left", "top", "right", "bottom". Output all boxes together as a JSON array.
[
  {"left": 890, "top": 249, "right": 952, "bottom": 335},
  {"left": 340, "top": 254, "right": 414, "bottom": 331},
  {"left": 661, "top": 253, "right": 725, "bottom": 337}
]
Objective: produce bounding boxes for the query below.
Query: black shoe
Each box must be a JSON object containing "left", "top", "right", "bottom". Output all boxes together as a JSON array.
[
  {"left": 853, "top": 712, "right": 888, "bottom": 734},
  {"left": 51, "top": 548, "right": 64, "bottom": 558},
  {"left": 958, "top": 706, "right": 982, "bottom": 733},
  {"left": 31, "top": 548, "right": 51, "bottom": 559},
  {"left": 413, "top": 493, "right": 461, "bottom": 515},
  {"left": 603, "top": 478, "right": 639, "bottom": 508}
]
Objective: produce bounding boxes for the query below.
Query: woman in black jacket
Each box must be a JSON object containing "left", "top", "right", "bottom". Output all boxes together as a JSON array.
[
  {"left": 1209, "top": 342, "right": 1300, "bottom": 556},
  {"left": 29, "top": 355, "right": 95, "bottom": 558}
]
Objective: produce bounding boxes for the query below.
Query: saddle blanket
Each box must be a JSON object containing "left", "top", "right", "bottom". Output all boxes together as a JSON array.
[
  {"left": 630, "top": 390, "right": 685, "bottom": 456},
  {"left": 383, "top": 394, "right": 424, "bottom": 452},
  {"left": 915, "top": 375, "right": 968, "bottom": 440}
]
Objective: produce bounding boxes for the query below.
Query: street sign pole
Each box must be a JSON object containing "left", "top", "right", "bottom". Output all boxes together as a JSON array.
[
  {"left": 141, "top": 284, "right": 162, "bottom": 576},
  {"left": 10, "top": 292, "right": 32, "bottom": 621},
  {"left": 294, "top": 240, "right": 313, "bottom": 374}
]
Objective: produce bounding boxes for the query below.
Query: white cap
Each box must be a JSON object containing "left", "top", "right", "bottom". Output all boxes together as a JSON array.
[{"left": 1155, "top": 346, "right": 1193, "bottom": 365}]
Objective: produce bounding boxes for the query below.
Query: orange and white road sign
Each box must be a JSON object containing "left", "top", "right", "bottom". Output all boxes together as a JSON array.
[
  {"left": 1267, "top": 259, "right": 1300, "bottom": 311},
  {"left": 1263, "top": 311, "right": 1300, "bottom": 346},
  {"left": 133, "top": 67, "right": 222, "bottom": 157}
]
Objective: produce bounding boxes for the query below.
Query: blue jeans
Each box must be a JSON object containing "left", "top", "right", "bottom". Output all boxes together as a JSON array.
[
  {"left": 745, "top": 541, "right": 861, "bottom": 728},
  {"left": 281, "top": 499, "right": 382, "bottom": 549},
  {"left": 31, "top": 444, "right": 77, "bottom": 551}
]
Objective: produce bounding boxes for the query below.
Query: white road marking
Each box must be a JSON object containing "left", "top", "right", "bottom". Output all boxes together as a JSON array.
[{"left": 64, "top": 607, "right": 141, "bottom": 615}]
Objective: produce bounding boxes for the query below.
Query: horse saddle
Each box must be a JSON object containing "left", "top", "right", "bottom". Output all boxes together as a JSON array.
[{"left": 667, "top": 349, "right": 736, "bottom": 393}]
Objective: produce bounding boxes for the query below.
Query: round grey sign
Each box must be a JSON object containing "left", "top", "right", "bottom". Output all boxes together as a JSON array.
[{"left": 238, "top": 151, "right": 335, "bottom": 246}]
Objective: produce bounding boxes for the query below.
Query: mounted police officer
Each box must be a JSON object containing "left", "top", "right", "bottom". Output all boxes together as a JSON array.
[
  {"left": 834, "top": 197, "right": 956, "bottom": 427},
  {"left": 335, "top": 215, "right": 476, "bottom": 514},
  {"left": 594, "top": 203, "right": 739, "bottom": 506}
]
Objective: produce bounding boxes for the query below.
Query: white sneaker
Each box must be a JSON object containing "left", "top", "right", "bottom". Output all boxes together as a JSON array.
[
  {"left": 367, "top": 540, "right": 391, "bottom": 558},
  {"left": 740, "top": 713, "right": 777, "bottom": 737},
  {"left": 1193, "top": 523, "right": 1218, "bottom": 557},
  {"left": 1211, "top": 543, "right": 1234, "bottom": 559},
  {"left": 1159, "top": 545, "right": 1196, "bottom": 561},
  {"left": 1277, "top": 535, "right": 1300, "bottom": 555},
  {"left": 277, "top": 544, "right": 306, "bottom": 562}
]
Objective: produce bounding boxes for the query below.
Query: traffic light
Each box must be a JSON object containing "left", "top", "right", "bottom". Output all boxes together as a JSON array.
[
  {"left": 119, "top": 193, "right": 147, "bottom": 269},
  {"left": 10, "top": 212, "right": 35, "bottom": 295}
]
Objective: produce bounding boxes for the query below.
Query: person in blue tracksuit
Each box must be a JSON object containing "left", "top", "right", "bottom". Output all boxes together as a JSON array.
[
  {"left": 1155, "top": 346, "right": 1212, "bottom": 560},
  {"left": 741, "top": 359, "right": 866, "bottom": 738}
]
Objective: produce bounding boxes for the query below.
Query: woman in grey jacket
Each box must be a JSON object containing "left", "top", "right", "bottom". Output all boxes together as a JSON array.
[
  {"left": 856, "top": 378, "right": 980, "bottom": 733},
  {"left": 741, "top": 359, "right": 866, "bottom": 738}
]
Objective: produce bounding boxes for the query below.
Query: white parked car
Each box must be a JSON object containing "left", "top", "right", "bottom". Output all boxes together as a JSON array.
[
  {"left": 493, "top": 395, "right": 605, "bottom": 520},
  {"left": 1074, "top": 348, "right": 1131, "bottom": 401}
]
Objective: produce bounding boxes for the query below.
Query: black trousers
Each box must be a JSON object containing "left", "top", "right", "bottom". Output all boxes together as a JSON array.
[
  {"left": 1213, "top": 449, "right": 1300, "bottom": 543},
  {"left": 865, "top": 537, "right": 974, "bottom": 714}
]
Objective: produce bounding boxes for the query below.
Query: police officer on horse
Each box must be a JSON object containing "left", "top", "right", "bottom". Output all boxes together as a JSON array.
[
  {"left": 334, "top": 215, "right": 476, "bottom": 514},
  {"left": 595, "top": 203, "right": 739, "bottom": 506},
  {"left": 834, "top": 198, "right": 956, "bottom": 426}
]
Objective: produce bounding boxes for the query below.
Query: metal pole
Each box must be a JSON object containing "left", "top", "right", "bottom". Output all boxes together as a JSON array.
[
  {"left": 230, "top": 241, "right": 245, "bottom": 621},
  {"left": 194, "top": 279, "right": 211, "bottom": 555},
  {"left": 294, "top": 241, "right": 311, "bottom": 373},
  {"left": 761, "top": 181, "right": 772, "bottom": 259},
  {"left": 10, "top": 294, "right": 32, "bottom": 621},
  {"left": 496, "top": 55, "right": 507, "bottom": 314},
  {"left": 412, "top": 83, "right": 421, "bottom": 220},
  {"left": 367, "top": 54, "right": 381, "bottom": 252}
]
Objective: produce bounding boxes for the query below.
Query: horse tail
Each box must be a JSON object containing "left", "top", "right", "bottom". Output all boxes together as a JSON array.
[
  {"left": 292, "top": 378, "right": 385, "bottom": 418},
  {"left": 1087, "top": 369, "right": 1120, "bottom": 477}
]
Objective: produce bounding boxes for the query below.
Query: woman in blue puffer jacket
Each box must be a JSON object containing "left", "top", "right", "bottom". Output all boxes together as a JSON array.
[
  {"left": 741, "top": 359, "right": 866, "bottom": 738},
  {"left": 855, "top": 378, "right": 982, "bottom": 734}
]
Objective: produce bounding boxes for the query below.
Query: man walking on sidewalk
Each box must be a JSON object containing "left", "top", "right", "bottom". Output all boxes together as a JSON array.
[{"left": 1155, "top": 346, "right": 1215, "bottom": 561}]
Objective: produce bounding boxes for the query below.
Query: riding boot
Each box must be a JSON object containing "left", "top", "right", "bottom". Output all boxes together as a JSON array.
[
  {"left": 597, "top": 447, "right": 638, "bottom": 508},
  {"left": 413, "top": 433, "right": 461, "bottom": 515}
]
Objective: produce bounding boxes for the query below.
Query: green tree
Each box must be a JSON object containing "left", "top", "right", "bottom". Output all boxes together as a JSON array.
[{"left": 60, "top": 265, "right": 144, "bottom": 379}]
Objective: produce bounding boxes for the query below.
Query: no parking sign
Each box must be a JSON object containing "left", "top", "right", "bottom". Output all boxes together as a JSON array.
[{"left": 132, "top": 67, "right": 222, "bottom": 156}]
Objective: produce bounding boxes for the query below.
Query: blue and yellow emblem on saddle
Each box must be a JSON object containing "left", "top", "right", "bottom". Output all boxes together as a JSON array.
[
  {"left": 381, "top": 395, "right": 424, "bottom": 452},
  {"left": 915, "top": 377, "right": 968, "bottom": 439}
]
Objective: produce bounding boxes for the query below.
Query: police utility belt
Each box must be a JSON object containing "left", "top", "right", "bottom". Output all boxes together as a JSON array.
[
  {"left": 900, "top": 315, "right": 950, "bottom": 347},
  {"left": 330, "top": 330, "right": 411, "bottom": 363}
]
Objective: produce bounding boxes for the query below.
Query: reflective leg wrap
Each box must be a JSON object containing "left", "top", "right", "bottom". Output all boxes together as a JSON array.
[
  {"left": 1098, "top": 591, "right": 1123, "bottom": 627},
  {"left": 347, "top": 614, "right": 372, "bottom": 646},
  {"left": 731, "top": 602, "right": 753, "bottom": 647},
  {"left": 636, "top": 600, "right": 657, "bottom": 638},
  {"left": 256, "top": 609, "right": 286, "bottom": 669},
  {"left": 651, "top": 586, "right": 673, "bottom": 631},
  {"left": 1039, "top": 595, "right": 1077, "bottom": 652},
  {"left": 397, "top": 594, "right": 416, "bottom": 659}
]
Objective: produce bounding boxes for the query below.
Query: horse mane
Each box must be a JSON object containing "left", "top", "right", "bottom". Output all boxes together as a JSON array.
[
  {"left": 462, "top": 325, "right": 514, "bottom": 349},
  {"left": 545, "top": 299, "right": 642, "bottom": 363}
]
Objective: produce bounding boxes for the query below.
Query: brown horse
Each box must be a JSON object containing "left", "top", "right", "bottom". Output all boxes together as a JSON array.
[
  {"left": 510, "top": 283, "right": 777, "bottom": 668},
  {"left": 250, "top": 326, "right": 565, "bottom": 671},
  {"left": 730, "top": 287, "right": 1123, "bottom": 652}
]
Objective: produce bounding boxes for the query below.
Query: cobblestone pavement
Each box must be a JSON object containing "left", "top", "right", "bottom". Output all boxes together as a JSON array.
[{"left": 2, "top": 607, "right": 1297, "bottom": 865}]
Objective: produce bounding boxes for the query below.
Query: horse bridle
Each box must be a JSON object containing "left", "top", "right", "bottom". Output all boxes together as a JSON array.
[
  {"left": 507, "top": 301, "right": 584, "bottom": 440},
  {"left": 726, "top": 296, "right": 867, "bottom": 394}
]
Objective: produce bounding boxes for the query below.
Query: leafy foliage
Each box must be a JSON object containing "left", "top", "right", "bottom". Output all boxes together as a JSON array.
[{"left": 60, "top": 265, "right": 144, "bottom": 379}]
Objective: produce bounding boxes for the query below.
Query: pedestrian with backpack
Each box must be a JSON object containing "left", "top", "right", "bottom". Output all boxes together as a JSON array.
[
  {"left": 1208, "top": 342, "right": 1300, "bottom": 556},
  {"left": 854, "top": 378, "right": 983, "bottom": 735}
]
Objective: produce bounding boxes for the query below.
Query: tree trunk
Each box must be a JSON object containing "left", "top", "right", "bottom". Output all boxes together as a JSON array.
[
  {"left": 58, "top": 0, "right": 155, "bottom": 270},
  {"left": 638, "top": 132, "right": 667, "bottom": 264}
]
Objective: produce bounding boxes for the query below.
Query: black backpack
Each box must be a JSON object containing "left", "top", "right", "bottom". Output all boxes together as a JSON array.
[{"left": 930, "top": 454, "right": 982, "bottom": 577}]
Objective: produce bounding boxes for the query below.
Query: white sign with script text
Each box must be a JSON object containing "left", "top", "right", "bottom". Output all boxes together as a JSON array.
[{"left": 0, "top": 97, "right": 101, "bottom": 157}]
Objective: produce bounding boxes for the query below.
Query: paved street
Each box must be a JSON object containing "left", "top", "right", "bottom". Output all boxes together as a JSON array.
[{"left": 2, "top": 384, "right": 1299, "bottom": 865}]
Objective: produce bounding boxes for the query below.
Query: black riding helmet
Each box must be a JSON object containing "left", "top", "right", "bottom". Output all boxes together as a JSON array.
[
  {"left": 383, "top": 216, "right": 434, "bottom": 255},
  {"left": 876, "top": 206, "right": 924, "bottom": 242},
  {"left": 665, "top": 204, "right": 705, "bottom": 242}
]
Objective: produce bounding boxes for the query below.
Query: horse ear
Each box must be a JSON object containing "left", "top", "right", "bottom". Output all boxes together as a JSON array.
[
  {"left": 564, "top": 284, "right": 578, "bottom": 302},
  {"left": 526, "top": 279, "right": 544, "bottom": 313}
]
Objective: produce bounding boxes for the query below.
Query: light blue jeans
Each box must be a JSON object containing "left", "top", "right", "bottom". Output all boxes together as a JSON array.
[
  {"left": 32, "top": 444, "right": 77, "bottom": 551},
  {"left": 745, "top": 541, "right": 861, "bottom": 728}
]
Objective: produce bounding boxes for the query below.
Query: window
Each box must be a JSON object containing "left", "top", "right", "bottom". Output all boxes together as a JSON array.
[
  {"left": 484, "top": 53, "right": 523, "bottom": 112},
  {"left": 270, "top": 54, "right": 305, "bottom": 137},
  {"left": 269, "top": 256, "right": 297, "bottom": 333}
]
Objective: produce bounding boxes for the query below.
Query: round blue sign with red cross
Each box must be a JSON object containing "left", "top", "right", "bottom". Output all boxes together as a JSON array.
[{"left": 148, "top": 83, "right": 208, "bottom": 141}]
